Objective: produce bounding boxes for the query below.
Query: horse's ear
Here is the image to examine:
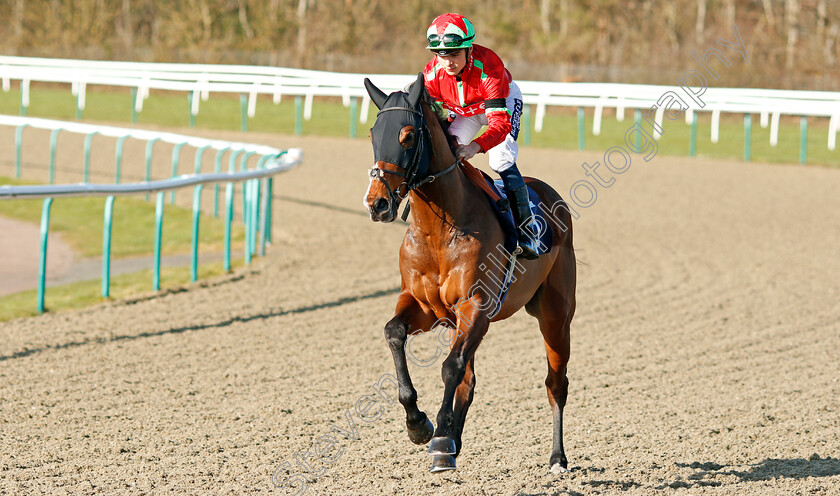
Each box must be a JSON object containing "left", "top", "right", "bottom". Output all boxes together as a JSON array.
[
  {"left": 407, "top": 72, "right": 425, "bottom": 109},
  {"left": 364, "top": 78, "right": 388, "bottom": 110}
]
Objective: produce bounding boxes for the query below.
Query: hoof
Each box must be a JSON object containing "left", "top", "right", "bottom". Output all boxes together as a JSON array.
[
  {"left": 428, "top": 436, "right": 457, "bottom": 456},
  {"left": 406, "top": 415, "right": 434, "bottom": 445},
  {"left": 550, "top": 462, "right": 570, "bottom": 474},
  {"left": 430, "top": 454, "right": 456, "bottom": 472}
]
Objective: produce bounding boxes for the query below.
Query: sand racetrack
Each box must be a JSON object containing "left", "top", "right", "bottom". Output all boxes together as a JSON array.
[{"left": 1, "top": 128, "right": 839, "bottom": 495}]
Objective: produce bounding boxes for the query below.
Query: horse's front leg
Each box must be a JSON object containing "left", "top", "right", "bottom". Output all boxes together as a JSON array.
[
  {"left": 385, "top": 292, "right": 437, "bottom": 445},
  {"left": 451, "top": 357, "right": 476, "bottom": 456},
  {"left": 428, "top": 300, "right": 489, "bottom": 472}
]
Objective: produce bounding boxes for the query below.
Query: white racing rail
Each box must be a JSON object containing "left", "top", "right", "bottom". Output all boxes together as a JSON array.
[{"left": 1, "top": 55, "right": 839, "bottom": 150}]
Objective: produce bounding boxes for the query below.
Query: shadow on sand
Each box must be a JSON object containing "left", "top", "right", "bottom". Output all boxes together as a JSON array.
[{"left": 657, "top": 456, "right": 840, "bottom": 489}]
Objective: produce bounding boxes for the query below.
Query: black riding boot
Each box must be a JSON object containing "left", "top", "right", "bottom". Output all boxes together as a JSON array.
[
  {"left": 499, "top": 165, "right": 541, "bottom": 260},
  {"left": 506, "top": 185, "right": 541, "bottom": 260}
]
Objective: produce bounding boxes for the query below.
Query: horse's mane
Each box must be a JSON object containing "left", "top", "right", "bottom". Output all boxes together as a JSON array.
[{"left": 409, "top": 82, "right": 459, "bottom": 154}]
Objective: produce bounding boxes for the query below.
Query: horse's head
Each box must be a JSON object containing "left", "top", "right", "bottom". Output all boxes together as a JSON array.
[{"left": 362, "top": 73, "right": 431, "bottom": 222}]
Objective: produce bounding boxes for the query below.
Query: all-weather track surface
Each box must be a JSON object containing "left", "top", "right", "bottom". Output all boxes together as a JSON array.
[{"left": 1, "top": 126, "right": 839, "bottom": 495}]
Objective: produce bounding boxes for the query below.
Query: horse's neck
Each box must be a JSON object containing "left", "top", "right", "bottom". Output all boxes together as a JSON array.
[
  {"left": 409, "top": 105, "right": 481, "bottom": 236},
  {"left": 408, "top": 164, "right": 470, "bottom": 229}
]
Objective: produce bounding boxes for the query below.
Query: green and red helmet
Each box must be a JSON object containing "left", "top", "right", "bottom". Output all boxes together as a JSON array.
[{"left": 426, "top": 13, "right": 476, "bottom": 54}]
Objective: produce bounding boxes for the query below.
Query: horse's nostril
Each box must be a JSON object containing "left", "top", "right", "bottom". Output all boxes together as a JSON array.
[{"left": 373, "top": 198, "right": 389, "bottom": 214}]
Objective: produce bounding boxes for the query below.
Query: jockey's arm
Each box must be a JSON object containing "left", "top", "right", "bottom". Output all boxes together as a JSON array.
[{"left": 472, "top": 99, "right": 512, "bottom": 153}]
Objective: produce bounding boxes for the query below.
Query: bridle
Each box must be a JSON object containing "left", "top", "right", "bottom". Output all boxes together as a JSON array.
[{"left": 369, "top": 105, "right": 459, "bottom": 220}]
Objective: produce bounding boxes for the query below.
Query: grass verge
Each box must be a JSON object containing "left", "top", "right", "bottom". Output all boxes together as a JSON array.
[{"left": 0, "top": 259, "right": 246, "bottom": 322}]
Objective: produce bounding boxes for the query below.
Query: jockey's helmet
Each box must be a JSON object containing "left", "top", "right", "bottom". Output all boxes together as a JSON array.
[{"left": 426, "top": 13, "right": 475, "bottom": 55}]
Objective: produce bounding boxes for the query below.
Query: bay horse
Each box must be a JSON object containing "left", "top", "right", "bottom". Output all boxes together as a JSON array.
[{"left": 362, "top": 73, "right": 576, "bottom": 474}]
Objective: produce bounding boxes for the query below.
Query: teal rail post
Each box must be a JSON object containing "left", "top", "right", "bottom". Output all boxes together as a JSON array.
[
  {"left": 76, "top": 91, "right": 83, "bottom": 120},
  {"left": 194, "top": 145, "right": 209, "bottom": 175},
  {"left": 48, "top": 128, "right": 60, "bottom": 184},
  {"left": 226, "top": 150, "right": 243, "bottom": 224},
  {"left": 260, "top": 177, "right": 269, "bottom": 257},
  {"left": 255, "top": 155, "right": 270, "bottom": 256},
  {"left": 101, "top": 196, "right": 115, "bottom": 297},
  {"left": 37, "top": 198, "right": 54, "bottom": 314},
  {"left": 131, "top": 87, "right": 138, "bottom": 123},
  {"left": 14, "top": 124, "right": 27, "bottom": 179},
  {"left": 240, "top": 151, "right": 254, "bottom": 223},
  {"left": 349, "top": 97, "right": 358, "bottom": 138},
  {"left": 153, "top": 192, "right": 164, "bottom": 291},
  {"left": 266, "top": 176, "right": 274, "bottom": 244},
  {"left": 295, "top": 96, "right": 303, "bottom": 135},
  {"left": 800, "top": 116, "right": 808, "bottom": 164},
  {"left": 244, "top": 180, "right": 253, "bottom": 265},
  {"left": 144, "top": 138, "right": 159, "bottom": 200},
  {"left": 213, "top": 148, "right": 230, "bottom": 217},
  {"left": 170, "top": 143, "right": 185, "bottom": 204},
  {"left": 577, "top": 107, "right": 585, "bottom": 150},
  {"left": 19, "top": 87, "right": 27, "bottom": 116},
  {"left": 522, "top": 105, "right": 531, "bottom": 146},
  {"left": 689, "top": 111, "right": 698, "bottom": 157},
  {"left": 260, "top": 177, "right": 271, "bottom": 257},
  {"left": 240, "top": 94, "right": 249, "bottom": 132},
  {"left": 83, "top": 132, "right": 99, "bottom": 182},
  {"left": 115, "top": 136, "right": 129, "bottom": 184},
  {"left": 191, "top": 185, "right": 203, "bottom": 282},
  {"left": 634, "top": 109, "right": 642, "bottom": 150},
  {"left": 744, "top": 113, "right": 752, "bottom": 162},
  {"left": 247, "top": 179, "right": 258, "bottom": 259},
  {"left": 224, "top": 182, "right": 234, "bottom": 272},
  {"left": 251, "top": 178, "right": 261, "bottom": 257}
]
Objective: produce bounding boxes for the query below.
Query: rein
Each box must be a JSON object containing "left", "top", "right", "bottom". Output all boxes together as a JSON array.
[{"left": 369, "top": 105, "right": 460, "bottom": 220}]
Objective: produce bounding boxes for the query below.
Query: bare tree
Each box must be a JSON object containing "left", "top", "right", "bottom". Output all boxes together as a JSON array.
[
  {"left": 116, "top": 0, "right": 134, "bottom": 53},
  {"left": 666, "top": 2, "right": 680, "bottom": 55},
  {"left": 786, "top": 0, "right": 799, "bottom": 70},
  {"left": 826, "top": 23, "right": 839, "bottom": 68},
  {"left": 762, "top": 0, "right": 776, "bottom": 33},
  {"left": 724, "top": 0, "right": 736, "bottom": 29},
  {"left": 13, "top": 0, "right": 24, "bottom": 50},
  {"left": 540, "top": 0, "right": 551, "bottom": 35},
  {"left": 817, "top": 0, "right": 827, "bottom": 43},
  {"left": 696, "top": 0, "right": 706, "bottom": 44},
  {"left": 297, "top": 0, "right": 307, "bottom": 63},
  {"left": 238, "top": 0, "right": 255, "bottom": 39},
  {"left": 559, "top": 0, "right": 569, "bottom": 39}
]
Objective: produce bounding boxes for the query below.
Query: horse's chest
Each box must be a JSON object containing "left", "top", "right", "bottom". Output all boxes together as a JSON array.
[{"left": 400, "top": 231, "right": 473, "bottom": 318}]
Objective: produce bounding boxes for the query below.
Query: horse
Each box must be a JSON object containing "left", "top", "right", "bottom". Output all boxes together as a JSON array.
[{"left": 362, "top": 73, "right": 577, "bottom": 474}]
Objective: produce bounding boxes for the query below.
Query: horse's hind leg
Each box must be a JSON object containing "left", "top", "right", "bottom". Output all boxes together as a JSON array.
[
  {"left": 385, "top": 292, "right": 437, "bottom": 445},
  {"left": 537, "top": 252, "right": 576, "bottom": 473},
  {"left": 540, "top": 314, "right": 571, "bottom": 473}
]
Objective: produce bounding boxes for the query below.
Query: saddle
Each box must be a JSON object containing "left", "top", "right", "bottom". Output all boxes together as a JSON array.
[{"left": 459, "top": 160, "right": 554, "bottom": 258}]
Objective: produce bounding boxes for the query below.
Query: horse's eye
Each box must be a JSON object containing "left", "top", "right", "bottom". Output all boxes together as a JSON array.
[{"left": 400, "top": 126, "right": 416, "bottom": 149}]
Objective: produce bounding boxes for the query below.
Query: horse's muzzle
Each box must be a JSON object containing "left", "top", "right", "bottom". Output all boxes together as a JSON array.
[{"left": 369, "top": 197, "right": 396, "bottom": 222}]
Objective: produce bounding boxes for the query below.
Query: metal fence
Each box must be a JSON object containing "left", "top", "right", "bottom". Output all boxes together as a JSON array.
[{"left": 0, "top": 114, "right": 303, "bottom": 313}]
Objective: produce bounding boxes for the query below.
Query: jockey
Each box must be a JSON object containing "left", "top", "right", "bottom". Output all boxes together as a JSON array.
[{"left": 422, "top": 13, "right": 540, "bottom": 260}]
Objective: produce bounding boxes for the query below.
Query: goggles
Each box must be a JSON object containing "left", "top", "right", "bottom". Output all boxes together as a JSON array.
[{"left": 427, "top": 33, "right": 474, "bottom": 48}]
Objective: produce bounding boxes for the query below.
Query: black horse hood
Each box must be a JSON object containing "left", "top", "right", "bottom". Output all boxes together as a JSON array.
[{"left": 364, "top": 74, "right": 430, "bottom": 182}]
